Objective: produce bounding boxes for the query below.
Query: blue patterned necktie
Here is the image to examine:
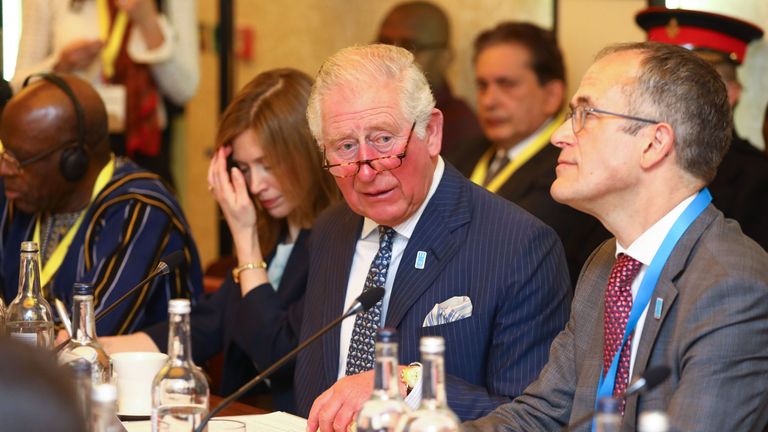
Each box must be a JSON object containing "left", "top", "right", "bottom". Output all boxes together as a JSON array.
[{"left": 345, "top": 225, "right": 395, "bottom": 376}]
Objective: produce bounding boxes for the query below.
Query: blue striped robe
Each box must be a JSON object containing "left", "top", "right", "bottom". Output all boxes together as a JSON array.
[{"left": 0, "top": 158, "right": 203, "bottom": 335}]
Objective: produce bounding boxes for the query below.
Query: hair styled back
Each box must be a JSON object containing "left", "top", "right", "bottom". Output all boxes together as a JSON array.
[
  {"left": 473, "top": 21, "right": 565, "bottom": 86},
  {"left": 215, "top": 68, "right": 339, "bottom": 253},
  {"left": 306, "top": 44, "right": 435, "bottom": 143},
  {"left": 596, "top": 42, "right": 732, "bottom": 183}
]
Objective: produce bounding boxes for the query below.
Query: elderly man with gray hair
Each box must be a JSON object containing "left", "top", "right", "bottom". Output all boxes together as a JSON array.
[{"left": 290, "top": 44, "right": 571, "bottom": 431}]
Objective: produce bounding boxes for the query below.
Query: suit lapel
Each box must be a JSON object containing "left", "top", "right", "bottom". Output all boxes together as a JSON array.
[
  {"left": 623, "top": 205, "right": 718, "bottom": 425},
  {"left": 386, "top": 166, "right": 471, "bottom": 328},
  {"left": 322, "top": 208, "right": 363, "bottom": 384}
]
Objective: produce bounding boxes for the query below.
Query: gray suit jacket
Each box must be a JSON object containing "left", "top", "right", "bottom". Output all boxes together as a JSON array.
[{"left": 463, "top": 205, "right": 768, "bottom": 432}]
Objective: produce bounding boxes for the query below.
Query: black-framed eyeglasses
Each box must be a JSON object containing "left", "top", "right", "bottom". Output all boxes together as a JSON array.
[
  {"left": 0, "top": 140, "right": 75, "bottom": 175},
  {"left": 567, "top": 106, "right": 660, "bottom": 134},
  {"left": 322, "top": 122, "right": 416, "bottom": 178}
]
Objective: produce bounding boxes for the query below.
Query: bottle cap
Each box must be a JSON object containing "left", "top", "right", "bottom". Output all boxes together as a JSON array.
[
  {"left": 419, "top": 336, "right": 445, "bottom": 354},
  {"left": 639, "top": 410, "right": 670, "bottom": 432},
  {"left": 91, "top": 383, "right": 118, "bottom": 403},
  {"left": 67, "top": 358, "right": 92, "bottom": 377},
  {"left": 20, "top": 241, "right": 39, "bottom": 252},
  {"left": 597, "top": 397, "right": 620, "bottom": 414},
  {"left": 168, "top": 298, "right": 191, "bottom": 314},
  {"left": 376, "top": 327, "right": 398, "bottom": 343},
  {"left": 72, "top": 283, "right": 94, "bottom": 296}
]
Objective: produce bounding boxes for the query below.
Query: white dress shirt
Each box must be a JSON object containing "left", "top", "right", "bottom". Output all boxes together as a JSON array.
[
  {"left": 617, "top": 193, "right": 697, "bottom": 378},
  {"left": 337, "top": 157, "right": 445, "bottom": 380}
]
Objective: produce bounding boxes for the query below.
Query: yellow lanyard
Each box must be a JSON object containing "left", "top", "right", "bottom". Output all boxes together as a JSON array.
[
  {"left": 470, "top": 111, "right": 566, "bottom": 193},
  {"left": 33, "top": 157, "right": 116, "bottom": 290},
  {"left": 97, "top": 0, "right": 129, "bottom": 79}
]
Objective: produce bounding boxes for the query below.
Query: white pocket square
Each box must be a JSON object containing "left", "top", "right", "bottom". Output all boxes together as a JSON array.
[{"left": 422, "top": 296, "right": 473, "bottom": 327}]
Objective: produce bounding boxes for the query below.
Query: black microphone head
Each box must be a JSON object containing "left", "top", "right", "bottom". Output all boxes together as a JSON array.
[
  {"left": 358, "top": 287, "right": 385, "bottom": 311},
  {"left": 642, "top": 365, "right": 671, "bottom": 391},
  {"left": 157, "top": 251, "right": 185, "bottom": 275}
]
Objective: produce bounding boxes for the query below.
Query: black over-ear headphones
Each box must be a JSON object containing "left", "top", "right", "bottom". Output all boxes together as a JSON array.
[{"left": 22, "top": 73, "right": 89, "bottom": 182}]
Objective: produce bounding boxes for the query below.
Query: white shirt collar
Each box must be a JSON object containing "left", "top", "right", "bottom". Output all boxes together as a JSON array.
[
  {"left": 615, "top": 193, "right": 698, "bottom": 265},
  {"left": 500, "top": 117, "right": 555, "bottom": 160},
  {"left": 361, "top": 156, "right": 445, "bottom": 241}
]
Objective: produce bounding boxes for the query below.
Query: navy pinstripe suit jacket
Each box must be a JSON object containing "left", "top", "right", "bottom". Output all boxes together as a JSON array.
[{"left": 294, "top": 164, "right": 571, "bottom": 420}]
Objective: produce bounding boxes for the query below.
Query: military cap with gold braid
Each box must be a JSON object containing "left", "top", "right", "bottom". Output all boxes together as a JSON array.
[{"left": 635, "top": 7, "right": 763, "bottom": 65}]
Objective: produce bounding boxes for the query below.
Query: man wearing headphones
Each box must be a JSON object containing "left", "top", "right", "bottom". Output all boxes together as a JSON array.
[{"left": 0, "top": 73, "right": 203, "bottom": 335}]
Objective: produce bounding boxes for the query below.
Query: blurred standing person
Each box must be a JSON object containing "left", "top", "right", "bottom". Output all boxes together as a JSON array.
[
  {"left": 377, "top": 1, "right": 482, "bottom": 161},
  {"left": 12, "top": 0, "right": 199, "bottom": 186}
]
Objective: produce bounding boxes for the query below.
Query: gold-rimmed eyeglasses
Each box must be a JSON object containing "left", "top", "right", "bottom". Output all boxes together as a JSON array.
[
  {"left": 567, "top": 106, "right": 660, "bottom": 134},
  {"left": 322, "top": 122, "right": 416, "bottom": 178}
]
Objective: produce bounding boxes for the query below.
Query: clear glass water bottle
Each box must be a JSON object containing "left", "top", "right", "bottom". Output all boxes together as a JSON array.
[
  {"left": 151, "top": 299, "right": 209, "bottom": 432},
  {"left": 91, "top": 383, "right": 124, "bottom": 432},
  {"left": 395, "top": 336, "right": 460, "bottom": 432},
  {"left": 6, "top": 241, "right": 54, "bottom": 348},
  {"left": 594, "top": 397, "right": 621, "bottom": 432},
  {"left": 67, "top": 358, "right": 93, "bottom": 426},
  {"left": 638, "top": 410, "right": 670, "bottom": 432},
  {"left": 59, "top": 283, "right": 112, "bottom": 384},
  {"left": 356, "top": 328, "right": 410, "bottom": 432}
]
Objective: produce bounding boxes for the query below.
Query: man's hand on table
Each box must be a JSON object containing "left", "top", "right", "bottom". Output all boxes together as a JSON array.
[
  {"left": 306, "top": 370, "right": 376, "bottom": 432},
  {"left": 306, "top": 367, "right": 413, "bottom": 432}
]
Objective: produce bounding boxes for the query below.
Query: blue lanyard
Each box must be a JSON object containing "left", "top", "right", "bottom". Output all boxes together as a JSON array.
[{"left": 595, "top": 188, "right": 712, "bottom": 404}]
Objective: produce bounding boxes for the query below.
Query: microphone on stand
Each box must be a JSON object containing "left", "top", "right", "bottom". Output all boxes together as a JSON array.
[
  {"left": 54, "top": 251, "right": 185, "bottom": 352},
  {"left": 194, "top": 286, "right": 386, "bottom": 432},
  {"left": 561, "top": 365, "right": 671, "bottom": 432},
  {"left": 94, "top": 250, "right": 185, "bottom": 322}
]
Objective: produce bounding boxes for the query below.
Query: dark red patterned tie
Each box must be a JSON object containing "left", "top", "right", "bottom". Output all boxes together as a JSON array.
[{"left": 603, "top": 253, "right": 643, "bottom": 414}]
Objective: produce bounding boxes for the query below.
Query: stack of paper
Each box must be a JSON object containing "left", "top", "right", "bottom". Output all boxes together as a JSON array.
[{"left": 122, "top": 411, "right": 307, "bottom": 432}]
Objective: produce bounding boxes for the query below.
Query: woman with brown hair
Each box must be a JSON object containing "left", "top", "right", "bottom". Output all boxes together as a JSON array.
[{"left": 102, "top": 68, "right": 339, "bottom": 412}]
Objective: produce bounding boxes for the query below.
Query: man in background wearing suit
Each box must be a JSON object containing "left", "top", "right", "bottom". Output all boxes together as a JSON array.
[
  {"left": 463, "top": 41, "right": 768, "bottom": 432},
  {"left": 300, "top": 44, "right": 571, "bottom": 431},
  {"left": 454, "top": 22, "right": 608, "bottom": 287},
  {"left": 376, "top": 1, "right": 482, "bottom": 160}
]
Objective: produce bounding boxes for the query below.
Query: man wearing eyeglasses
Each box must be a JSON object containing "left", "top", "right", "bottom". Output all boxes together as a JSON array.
[
  {"left": 291, "top": 44, "right": 570, "bottom": 431},
  {"left": 463, "top": 42, "right": 768, "bottom": 432},
  {"left": 0, "top": 73, "right": 203, "bottom": 336},
  {"left": 376, "top": 1, "right": 482, "bottom": 161},
  {"left": 453, "top": 22, "right": 609, "bottom": 289}
]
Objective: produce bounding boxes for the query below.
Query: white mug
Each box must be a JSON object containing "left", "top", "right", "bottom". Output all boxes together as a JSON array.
[{"left": 111, "top": 352, "right": 168, "bottom": 415}]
